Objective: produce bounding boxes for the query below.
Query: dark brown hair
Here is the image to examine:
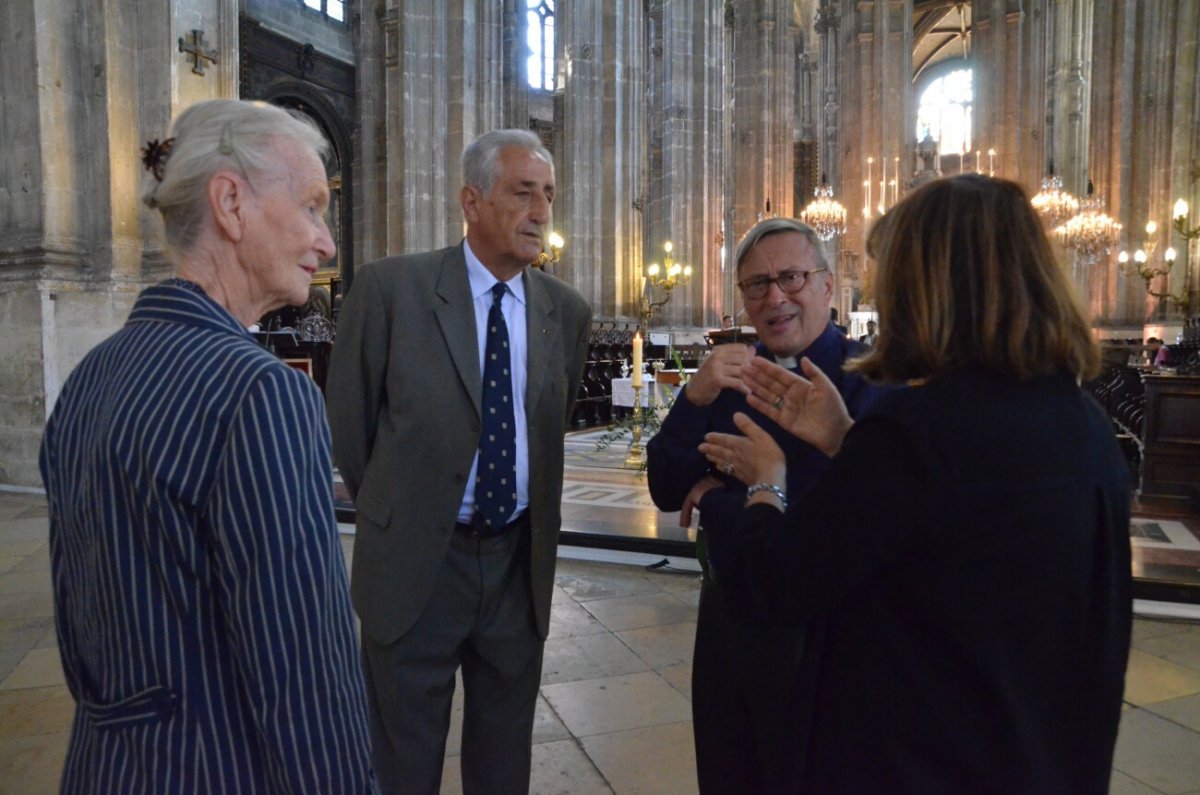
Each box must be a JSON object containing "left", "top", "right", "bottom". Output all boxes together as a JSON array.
[{"left": 850, "top": 174, "right": 1099, "bottom": 383}]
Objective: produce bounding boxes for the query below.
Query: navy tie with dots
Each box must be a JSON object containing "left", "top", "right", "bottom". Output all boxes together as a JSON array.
[{"left": 476, "top": 282, "right": 517, "bottom": 531}]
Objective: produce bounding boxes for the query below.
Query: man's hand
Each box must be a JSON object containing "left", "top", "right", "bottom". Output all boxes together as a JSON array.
[
  {"left": 679, "top": 474, "right": 723, "bottom": 528},
  {"left": 684, "top": 344, "right": 756, "bottom": 406}
]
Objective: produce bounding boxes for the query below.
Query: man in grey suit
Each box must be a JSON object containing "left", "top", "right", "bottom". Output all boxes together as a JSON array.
[{"left": 327, "top": 129, "right": 591, "bottom": 795}]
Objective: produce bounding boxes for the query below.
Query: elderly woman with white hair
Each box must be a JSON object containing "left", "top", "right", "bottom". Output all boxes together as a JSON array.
[{"left": 40, "top": 99, "right": 375, "bottom": 792}]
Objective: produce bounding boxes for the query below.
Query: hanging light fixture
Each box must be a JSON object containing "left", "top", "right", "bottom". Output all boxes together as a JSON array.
[
  {"left": 800, "top": 174, "right": 848, "bottom": 241},
  {"left": 1054, "top": 180, "right": 1122, "bottom": 266},
  {"left": 1030, "top": 161, "right": 1080, "bottom": 229}
]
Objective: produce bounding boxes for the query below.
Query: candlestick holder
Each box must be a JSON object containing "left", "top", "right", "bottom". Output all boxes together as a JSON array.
[{"left": 624, "top": 386, "right": 645, "bottom": 468}]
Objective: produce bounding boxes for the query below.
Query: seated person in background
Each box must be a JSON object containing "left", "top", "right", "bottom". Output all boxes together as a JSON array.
[
  {"left": 858, "top": 319, "right": 878, "bottom": 346},
  {"left": 647, "top": 218, "right": 887, "bottom": 793},
  {"left": 1147, "top": 337, "right": 1172, "bottom": 367},
  {"left": 721, "top": 313, "right": 735, "bottom": 329},
  {"left": 700, "top": 174, "right": 1131, "bottom": 793}
]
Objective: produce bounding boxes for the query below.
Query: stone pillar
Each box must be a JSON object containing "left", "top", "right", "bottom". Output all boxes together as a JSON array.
[
  {"left": 972, "top": 0, "right": 1028, "bottom": 185},
  {"left": 0, "top": 0, "right": 234, "bottom": 487},
  {"left": 645, "top": 0, "right": 728, "bottom": 328},
  {"left": 365, "top": 0, "right": 508, "bottom": 259},
  {"left": 1092, "top": 0, "right": 1200, "bottom": 327},
  {"left": 559, "top": 0, "right": 645, "bottom": 321},
  {"left": 728, "top": 0, "right": 794, "bottom": 242},
  {"left": 501, "top": 0, "right": 531, "bottom": 129},
  {"left": 838, "top": 0, "right": 911, "bottom": 281}
]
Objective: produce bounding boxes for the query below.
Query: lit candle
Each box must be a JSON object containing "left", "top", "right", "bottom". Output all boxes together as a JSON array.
[
  {"left": 987, "top": 148, "right": 996, "bottom": 176},
  {"left": 632, "top": 332, "right": 643, "bottom": 388},
  {"left": 1173, "top": 199, "right": 1189, "bottom": 221},
  {"left": 879, "top": 156, "right": 887, "bottom": 213},
  {"left": 865, "top": 158, "right": 873, "bottom": 212}
]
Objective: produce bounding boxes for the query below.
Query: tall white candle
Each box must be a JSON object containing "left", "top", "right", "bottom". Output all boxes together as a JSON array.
[
  {"left": 879, "top": 155, "right": 887, "bottom": 213},
  {"left": 632, "top": 333, "right": 643, "bottom": 387},
  {"left": 866, "top": 158, "right": 873, "bottom": 212}
]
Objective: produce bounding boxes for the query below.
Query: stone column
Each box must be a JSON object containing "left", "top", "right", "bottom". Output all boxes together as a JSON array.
[
  {"left": 1093, "top": 1, "right": 1200, "bottom": 327},
  {"left": 728, "top": 0, "right": 794, "bottom": 241},
  {"left": 837, "top": 0, "right": 910, "bottom": 287},
  {"left": 644, "top": 0, "right": 728, "bottom": 328},
  {"left": 0, "top": 0, "right": 234, "bottom": 487},
  {"left": 559, "top": 0, "right": 645, "bottom": 321},
  {"left": 366, "top": 0, "right": 509, "bottom": 258},
  {"left": 972, "top": 0, "right": 1028, "bottom": 184}
]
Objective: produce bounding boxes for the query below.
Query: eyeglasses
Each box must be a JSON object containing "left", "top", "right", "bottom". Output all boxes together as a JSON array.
[{"left": 737, "top": 267, "right": 828, "bottom": 300}]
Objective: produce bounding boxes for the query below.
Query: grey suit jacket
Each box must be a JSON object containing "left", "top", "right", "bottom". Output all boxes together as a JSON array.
[{"left": 327, "top": 244, "right": 592, "bottom": 643}]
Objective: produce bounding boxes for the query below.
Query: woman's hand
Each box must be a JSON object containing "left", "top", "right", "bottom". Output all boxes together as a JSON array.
[
  {"left": 699, "top": 412, "right": 786, "bottom": 490},
  {"left": 741, "top": 357, "right": 853, "bottom": 457}
]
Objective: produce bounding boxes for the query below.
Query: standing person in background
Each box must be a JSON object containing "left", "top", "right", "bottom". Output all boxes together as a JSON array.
[
  {"left": 830, "top": 307, "right": 849, "bottom": 335},
  {"left": 327, "top": 129, "right": 591, "bottom": 794},
  {"left": 647, "top": 218, "right": 887, "bottom": 792},
  {"left": 40, "top": 99, "right": 375, "bottom": 793},
  {"left": 701, "top": 174, "right": 1130, "bottom": 792},
  {"left": 859, "top": 319, "right": 878, "bottom": 346}
]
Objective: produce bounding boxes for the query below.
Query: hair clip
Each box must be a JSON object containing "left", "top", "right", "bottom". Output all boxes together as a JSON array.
[
  {"left": 140, "top": 137, "right": 175, "bottom": 182},
  {"left": 218, "top": 122, "right": 235, "bottom": 155}
]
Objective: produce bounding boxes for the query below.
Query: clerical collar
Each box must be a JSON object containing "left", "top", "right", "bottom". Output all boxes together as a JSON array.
[{"left": 774, "top": 355, "right": 798, "bottom": 369}]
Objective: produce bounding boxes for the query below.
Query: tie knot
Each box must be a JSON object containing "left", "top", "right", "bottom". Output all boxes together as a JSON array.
[{"left": 491, "top": 282, "right": 507, "bottom": 305}]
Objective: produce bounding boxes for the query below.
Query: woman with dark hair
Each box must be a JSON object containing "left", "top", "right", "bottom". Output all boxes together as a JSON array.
[{"left": 699, "top": 174, "right": 1131, "bottom": 792}]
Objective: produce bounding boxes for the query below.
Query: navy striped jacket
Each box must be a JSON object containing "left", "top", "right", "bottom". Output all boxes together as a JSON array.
[{"left": 40, "top": 280, "right": 375, "bottom": 793}]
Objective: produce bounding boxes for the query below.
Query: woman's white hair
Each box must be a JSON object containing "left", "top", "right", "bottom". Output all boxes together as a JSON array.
[
  {"left": 462, "top": 129, "right": 553, "bottom": 195},
  {"left": 142, "top": 99, "right": 328, "bottom": 254}
]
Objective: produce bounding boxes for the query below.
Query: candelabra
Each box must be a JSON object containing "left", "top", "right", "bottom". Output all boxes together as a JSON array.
[
  {"left": 534, "top": 231, "right": 564, "bottom": 269},
  {"left": 1117, "top": 201, "right": 1198, "bottom": 318},
  {"left": 1055, "top": 181, "right": 1122, "bottom": 266},
  {"left": 800, "top": 175, "right": 848, "bottom": 241},
  {"left": 1031, "top": 163, "right": 1080, "bottom": 229},
  {"left": 1168, "top": 199, "right": 1199, "bottom": 316},
  {"left": 1119, "top": 219, "right": 1181, "bottom": 312},
  {"left": 641, "top": 240, "right": 692, "bottom": 330}
]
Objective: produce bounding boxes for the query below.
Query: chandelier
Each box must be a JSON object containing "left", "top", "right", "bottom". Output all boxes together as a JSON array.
[
  {"left": 1030, "top": 167, "right": 1080, "bottom": 229},
  {"left": 1054, "top": 181, "right": 1121, "bottom": 266},
  {"left": 801, "top": 175, "right": 848, "bottom": 241}
]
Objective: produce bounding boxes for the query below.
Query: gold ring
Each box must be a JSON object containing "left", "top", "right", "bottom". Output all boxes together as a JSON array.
[{"left": 723, "top": 463, "right": 734, "bottom": 475}]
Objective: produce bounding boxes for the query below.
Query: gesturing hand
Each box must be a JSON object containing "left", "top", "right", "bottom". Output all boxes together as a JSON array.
[
  {"left": 741, "top": 357, "right": 854, "bottom": 457},
  {"left": 683, "top": 344, "right": 756, "bottom": 406},
  {"left": 699, "top": 412, "right": 786, "bottom": 489}
]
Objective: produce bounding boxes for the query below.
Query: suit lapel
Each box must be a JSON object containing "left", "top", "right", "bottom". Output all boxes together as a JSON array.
[
  {"left": 433, "top": 247, "right": 483, "bottom": 418},
  {"left": 523, "top": 270, "right": 559, "bottom": 418}
]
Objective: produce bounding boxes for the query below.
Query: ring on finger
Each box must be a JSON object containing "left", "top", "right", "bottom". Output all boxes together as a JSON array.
[
  {"left": 773, "top": 395, "right": 784, "bottom": 409},
  {"left": 723, "top": 462, "right": 734, "bottom": 475}
]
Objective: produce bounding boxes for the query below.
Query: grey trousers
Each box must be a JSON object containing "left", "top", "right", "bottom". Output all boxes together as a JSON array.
[{"left": 362, "top": 526, "right": 544, "bottom": 795}]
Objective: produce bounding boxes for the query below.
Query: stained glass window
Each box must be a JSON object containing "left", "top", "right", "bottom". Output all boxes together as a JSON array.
[
  {"left": 916, "top": 68, "right": 973, "bottom": 156},
  {"left": 526, "top": 1, "right": 555, "bottom": 91}
]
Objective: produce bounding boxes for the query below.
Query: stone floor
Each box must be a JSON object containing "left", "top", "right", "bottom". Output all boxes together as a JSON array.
[{"left": 3, "top": 484, "right": 1200, "bottom": 793}]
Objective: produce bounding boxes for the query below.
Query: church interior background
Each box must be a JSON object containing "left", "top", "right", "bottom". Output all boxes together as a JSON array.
[{"left": 3, "top": 1, "right": 1200, "bottom": 790}]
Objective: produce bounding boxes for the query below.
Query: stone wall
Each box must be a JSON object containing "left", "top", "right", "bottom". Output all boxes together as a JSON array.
[{"left": 0, "top": 0, "right": 234, "bottom": 487}]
